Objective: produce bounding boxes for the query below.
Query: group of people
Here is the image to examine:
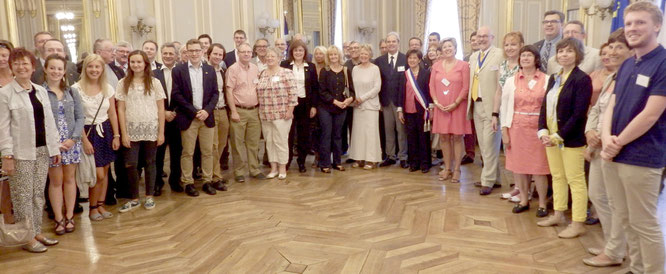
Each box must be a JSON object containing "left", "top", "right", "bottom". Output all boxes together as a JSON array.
[{"left": 0, "top": 2, "right": 665, "bottom": 272}]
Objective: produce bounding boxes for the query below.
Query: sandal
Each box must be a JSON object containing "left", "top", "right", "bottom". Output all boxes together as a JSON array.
[
  {"left": 97, "top": 201, "right": 113, "bottom": 218},
  {"left": 363, "top": 164, "right": 374, "bottom": 170},
  {"left": 89, "top": 205, "right": 103, "bottom": 221},
  {"left": 438, "top": 170, "right": 452, "bottom": 181},
  {"left": 333, "top": 165, "right": 345, "bottom": 171},
  {"left": 65, "top": 217, "right": 75, "bottom": 233},
  {"left": 451, "top": 169, "right": 461, "bottom": 183},
  {"left": 352, "top": 162, "right": 360, "bottom": 168},
  {"left": 320, "top": 167, "right": 331, "bottom": 173},
  {"left": 54, "top": 218, "right": 66, "bottom": 235}
]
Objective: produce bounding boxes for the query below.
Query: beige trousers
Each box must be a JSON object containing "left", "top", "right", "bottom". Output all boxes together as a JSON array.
[
  {"left": 229, "top": 108, "right": 262, "bottom": 177},
  {"left": 212, "top": 109, "right": 229, "bottom": 181},
  {"left": 180, "top": 119, "right": 215, "bottom": 185},
  {"left": 602, "top": 160, "right": 665, "bottom": 274},
  {"left": 472, "top": 101, "right": 501, "bottom": 187},
  {"left": 261, "top": 119, "right": 292, "bottom": 164}
]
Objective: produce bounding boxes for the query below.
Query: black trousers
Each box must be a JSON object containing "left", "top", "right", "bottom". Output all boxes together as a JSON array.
[
  {"left": 288, "top": 98, "right": 311, "bottom": 167},
  {"left": 124, "top": 141, "right": 157, "bottom": 199},
  {"left": 405, "top": 112, "right": 431, "bottom": 169},
  {"left": 109, "top": 148, "right": 130, "bottom": 200},
  {"left": 155, "top": 121, "right": 182, "bottom": 190},
  {"left": 318, "top": 107, "right": 346, "bottom": 168},
  {"left": 341, "top": 107, "right": 353, "bottom": 153}
]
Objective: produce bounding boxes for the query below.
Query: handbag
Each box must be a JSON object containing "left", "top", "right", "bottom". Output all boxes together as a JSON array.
[
  {"left": 0, "top": 177, "right": 34, "bottom": 247},
  {"left": 76, "top": 92, "right": 105, "bottom": 190}
]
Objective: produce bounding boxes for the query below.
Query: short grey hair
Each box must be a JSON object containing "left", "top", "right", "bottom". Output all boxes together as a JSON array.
[
  {"left": 115, "top": 41, "right": 132, "bottom": 50},
  {"left": 93, "top": 38, "right": 112, "bottom": 53},
  {"left": 440, "top": 37, "right": 458, "bottom": 54},
  {"left": 387, "top": 32, "right": 400, "bottom": 41},
  {"left": 266, "top": 46, "right": 282, "bottom": 57}
]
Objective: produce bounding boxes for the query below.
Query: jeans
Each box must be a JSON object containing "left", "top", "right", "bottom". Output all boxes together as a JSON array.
[
  {"left": 124, "top": 141, "right": 157, "bottom": 199},
  {"left": 318, "top": 107, "right": 346, "bottom": 168}
]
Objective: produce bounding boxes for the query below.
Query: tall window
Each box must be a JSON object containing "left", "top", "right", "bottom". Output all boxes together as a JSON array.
[
  {"left": 334, "top": 0, "right": 343, "bottom": 49},
  {"left": 425, "top": 1, "right": 462, "bottom": 59}
]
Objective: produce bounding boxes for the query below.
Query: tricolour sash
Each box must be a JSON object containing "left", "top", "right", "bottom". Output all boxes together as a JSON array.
[{"left": 406, "top": 68, "right": 431, "bottom": 132}]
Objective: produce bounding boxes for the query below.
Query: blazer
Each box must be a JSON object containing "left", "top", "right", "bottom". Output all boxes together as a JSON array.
[
  {"left": 280, "top": 60, "right": 320, "bottom": 109},
  {"left": 538, "top": 66, "right": 592, "bottom": 147},
  {"left": 397, "top": 68, "right": 431, "bottom": 114},
  {"left": 224, "top": 49, "right": 237, "bottom": 68},
  {"left": 32, "top": 60, "right": 80, "bottom": 86},
  {"left": 374, "top": 52, "right": 407, "bottom": 107},
  {"left": 465, "top": 46, "right": 504, "bottom": 119},
  {"left": 533, "top": 39, "right": 545, "bottom": 53},
  {"left": 108, "top": 62, "right": 126, "bottom": 80},
  {"left": 170, "top": 62, "right": 219, "bottom": 130},
  {"left": 153, "top": 67, "right": 175, "bottom": 111}
]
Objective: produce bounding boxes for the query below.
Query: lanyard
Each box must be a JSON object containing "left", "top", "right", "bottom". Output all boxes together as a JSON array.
[{"left": 476, "top": 50, "right": 490, "bottom": 75}]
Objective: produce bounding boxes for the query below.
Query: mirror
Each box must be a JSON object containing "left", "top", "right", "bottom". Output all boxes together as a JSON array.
[
  {"left": 44, "top": 0, "right": 86, "bottom": 63},
  {"left": 281, "top": 0, "right": 325, "bottom": 51}
]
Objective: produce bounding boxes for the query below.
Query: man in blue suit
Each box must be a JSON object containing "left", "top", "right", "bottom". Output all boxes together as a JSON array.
[
  {"left": 171, "top": 39, "right": 220, "bottom": 197},
  {"left": 375, "top": 32, "right": 409, "bottom": 168}
]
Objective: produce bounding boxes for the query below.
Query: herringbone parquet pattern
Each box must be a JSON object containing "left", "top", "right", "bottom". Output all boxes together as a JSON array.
[{"left": 0, "top": 157, "right": 640, "bottom": 273}]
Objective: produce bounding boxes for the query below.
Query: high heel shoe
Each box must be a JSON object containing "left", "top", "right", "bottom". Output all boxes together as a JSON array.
[
  {"left": 65, "top": 217, "right": 75, "bottom": 233},
  {"left": 438, "top": 170, "right": 452, "bottom": 181},
  {"left": 451, "top": 169, "right": 461, "bottom": 183},
  {"left": 54, "top": 219, "right": 66, "bottom": 235}
]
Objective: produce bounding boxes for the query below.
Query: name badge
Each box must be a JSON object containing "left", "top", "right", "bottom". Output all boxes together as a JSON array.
[
  {"left": 636, "top": 74, "right": 650, "bottom": 88},
  {"left": 253, "top": 79, "right": 259, "bottom": 84},
  {"left": 490, "top": 65, "right": 499, "bottom": 71},
  {"left": 397, "top": 66, "right": 405, "bottom": 72},
  {"left": 441, "top": 78, "right": 451, "bottom": 86},
  {"left": 528, "top": 79, "right": 537, "bottom": 89},
  {"left": 443, "top": 90, "right": 450, "bottom": 95},
  {"left": 271, "top": 76, "right": 280, "bottom": 82}
]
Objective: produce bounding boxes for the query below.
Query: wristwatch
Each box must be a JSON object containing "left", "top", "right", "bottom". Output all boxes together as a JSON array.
[{"left": 2, "top": 155, "right": 13, "bottom": 160}]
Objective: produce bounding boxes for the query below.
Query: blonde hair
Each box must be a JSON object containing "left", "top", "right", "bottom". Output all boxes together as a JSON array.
[
  {"left": 624, "top": 1, "right": 663, "bottom": 30},
  {"left": 314, "top": 46, "right": 328, "bottom": 66},
  {"left": 359, "top": 44, "right": 373, "bottom": 59},
  {"left": 78, "top": 54, "right": 111, "bottom": 97},
  {"left": 325, "top": 45, "right": 343, "bottom": 67}
]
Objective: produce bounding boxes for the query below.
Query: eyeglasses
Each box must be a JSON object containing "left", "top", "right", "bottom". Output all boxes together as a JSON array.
[
  {"left": 542, "top": 20, "right": 560, "bottom": 25},
  {"left": 188, "top": 49, "right": 202, "bottom": 53},
  {"left": 255, "top": 45, "right": 268, "bottom": 48},
  {"left": 238, "top": 50, "right": 252, "bottom": 54}
]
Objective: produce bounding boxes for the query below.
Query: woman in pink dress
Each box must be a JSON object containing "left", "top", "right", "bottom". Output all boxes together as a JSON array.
[
  {"left": 429, "top": 38, "right": 471, "bottom": 183},
  {"left": 499, "top": 45, "right": 550, "bottom": 215}
]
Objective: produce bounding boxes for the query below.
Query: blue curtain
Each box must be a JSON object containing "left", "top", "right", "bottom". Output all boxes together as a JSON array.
[{"left": 610, "top": 0, "right": 630, "bottom": 33}]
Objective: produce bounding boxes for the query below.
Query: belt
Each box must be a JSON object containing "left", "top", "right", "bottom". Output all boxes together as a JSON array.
[
  {"left": 515, "top": 111, "right": 539, "bottom": 116},
  {"left": 215, "top": 106, "right": 227, "bottom": 110},
  {"left": 236, "top": 104, "right": 259, "bottom": 110}
]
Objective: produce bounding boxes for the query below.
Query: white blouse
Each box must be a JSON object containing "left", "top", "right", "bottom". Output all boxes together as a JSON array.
[
  {"left": 115, "top": 78, "right": 166, "bottom": 142},
  {"left": 74, "top": 82, "right": 115, "bottom": 125}
]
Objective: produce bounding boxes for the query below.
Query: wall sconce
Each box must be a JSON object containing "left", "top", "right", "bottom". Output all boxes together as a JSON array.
[
  {"left": 358, "top": 20, "right": 376, "bottom": 37},
  {"left": 126, "top": 15, "right": 156, "bottom": 37},
  {"left": 256, "top": 14, "right": 280, "bottom": 37},
  {"left": 15, "top": 0, "right": 38, "bottom": 18},
  {"left": 92, "top": 0, "right": 103, "bottom": 18},
  {"left": 580, "top": 0, "right": 613, "bottom": 20}
]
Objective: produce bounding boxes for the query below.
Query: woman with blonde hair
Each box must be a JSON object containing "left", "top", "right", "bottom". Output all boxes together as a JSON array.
[
  {"left": 313, "top": 46, "right": 328, "bottom": 77},
  {"left": 317, "top": 45, "right": 354, "bottom": 173},
  {"left": 75, "top": 54, "right": 120, "bottom": 221},
  {"left": 349, "top": 44, "right": 382, "bottom": 169}
]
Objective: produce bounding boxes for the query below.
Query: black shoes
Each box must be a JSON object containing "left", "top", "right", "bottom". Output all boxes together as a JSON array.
[
  {"left": 252, "top": 173, "right": 268, "bottom": 180},
  {"left": 298, "top": 164, "right": 307, "bottom": 173},
  {"left": 512, "top": 203, "right": 530, "bottom": 213},
  {"left": 400, "top": 161, "right": 409, "bottom": 169},
  {"left": 421, "top": 166, "right": 430, "bottom": 173},
  {"left": 379, "top": 158, "right": 396, "bottom": 167},
  {"left": 409, "top": 166, "right": 419, "bottom": 172},
  {"left": 154, "top": 185, "right": 163, "bottom": 197},
  {"left": 536, "top": 207, "right": 548, "bottom": 218},
  {"left": 461, "top": 155, "right": 474, "bottom": 165},
  {"left": 211, "top": 180, "right": 228, "bottom": 191},
  {"left": 170, "top": 184, "right": 184, "bottom": 193},
  {"left": 474, "top": 182, "right": 502, "bottom": 188},
  {"left": 202, "top": 183, "right": 216, "bottom": 195},
  {"left": 185, "top": 184, "right": 199, "bottom": 197}
]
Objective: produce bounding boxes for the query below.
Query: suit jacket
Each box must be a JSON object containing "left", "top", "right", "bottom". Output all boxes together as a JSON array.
[
  {"left": 170, "top": 62, "right": 219, "bottom": 130},
  {"left": 153, "top": 67, "right": 174, "bottom": 111},
  {"left": 465, "top": 46, "right": 504, "bottom": 119},
  {"left": 538, "top": 66, "right": 592, "bottom": 147},
  {"left": 31, "top": 60, "right": 80, "bottom": 86},
  {"left": 533, "top": 39, "right": 545, "bottom": 52},
  {"left": 280, "top": 60, "right": 320, "bottom": 109},
  {"left": 397, "top": 68, "right": 431, "bottom": 114},
  {"left": 108, "top": 62, "right": 126, "bottom": 80},
  {"left": 153, "top": 61, "right": 163, "bottom": 70},
  {"left": 374, "top": 52, "right": 407, "bottom": 107},
  {"left": 224, "top": 49, "right": 237, "bottom": 68}
]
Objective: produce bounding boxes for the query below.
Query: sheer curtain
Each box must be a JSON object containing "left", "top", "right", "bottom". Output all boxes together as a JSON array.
[
  {"left": 457, "top": 0, "right": 481, "bottom": 58},
  {"left": 425, "top": 0, "right": 463, "bottom": 59}
]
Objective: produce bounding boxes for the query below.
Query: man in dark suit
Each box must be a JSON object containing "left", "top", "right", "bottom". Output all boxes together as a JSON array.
[
  {"left": 153, "top": 42, "right": 184, "bottom": 196},
  {"left": 223, "top": 29, "right": 247, "bottom": 67},
  {"left": 375, "top": 32, "right": 409, "bottom": 168},
  {"left": 171, "top": 39, "right": 219, "bottom": 197},
  {"left": 533, "top": 10, "right": 564, "bottom": 72},
  {"left": 31, "top": 39, "right": 79, "bottom": 85},
  {"left": 107, "top": 61, "right": 125, "bottom": 80},
  {"left": 143, "top": 40, "right": 163, "bottom": 70}
]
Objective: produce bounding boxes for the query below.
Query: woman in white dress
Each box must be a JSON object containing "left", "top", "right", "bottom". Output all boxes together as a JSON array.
[{"left": 348, "top": 44, "right": 382, "bottom": 169}]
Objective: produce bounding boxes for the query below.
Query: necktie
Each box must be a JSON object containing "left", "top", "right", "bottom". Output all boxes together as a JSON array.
[
  {"left": 471, "top": 51, "right": 485, "bottom": 101},
  {"left": 389, "top": 56, "right": 395, "bottom": 70},
  {"left": 542, "top": 42, "right": 552, "bottom": 70}
]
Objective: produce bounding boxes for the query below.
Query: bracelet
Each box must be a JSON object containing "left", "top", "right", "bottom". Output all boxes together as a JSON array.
[
  {"left": 492, "top": 112, "right": 499, "bottom": 117},
  {"left": 2, "top": 155, "right": 13, "bottom": 159},
  {"left": 113, "top": 135, "right": 121, "bottom": 138}
]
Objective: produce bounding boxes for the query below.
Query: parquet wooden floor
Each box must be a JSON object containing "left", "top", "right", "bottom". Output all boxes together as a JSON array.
[{"left": 0, "top": 154, "right": 659, "bottom": 273}]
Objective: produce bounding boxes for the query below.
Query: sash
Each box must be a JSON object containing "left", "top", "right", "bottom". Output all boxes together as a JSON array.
[{"left": 406, "top": 68, "right": 431, "bottom": 132}]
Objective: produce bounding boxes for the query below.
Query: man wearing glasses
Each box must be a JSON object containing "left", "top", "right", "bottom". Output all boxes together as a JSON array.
[
  {"left": 533, "top": 10, "right": 564, "bottom": 72},
  {"left": 171, "top": 39, "right": 220, "bottom": 197},
  {"left": 225, "top": 43, "right": 267, "bottom": 183}
]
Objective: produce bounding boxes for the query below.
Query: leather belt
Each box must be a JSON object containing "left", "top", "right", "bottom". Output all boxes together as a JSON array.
[{"left": 236, "top": 104, "right": 259, "bottom": 110}]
